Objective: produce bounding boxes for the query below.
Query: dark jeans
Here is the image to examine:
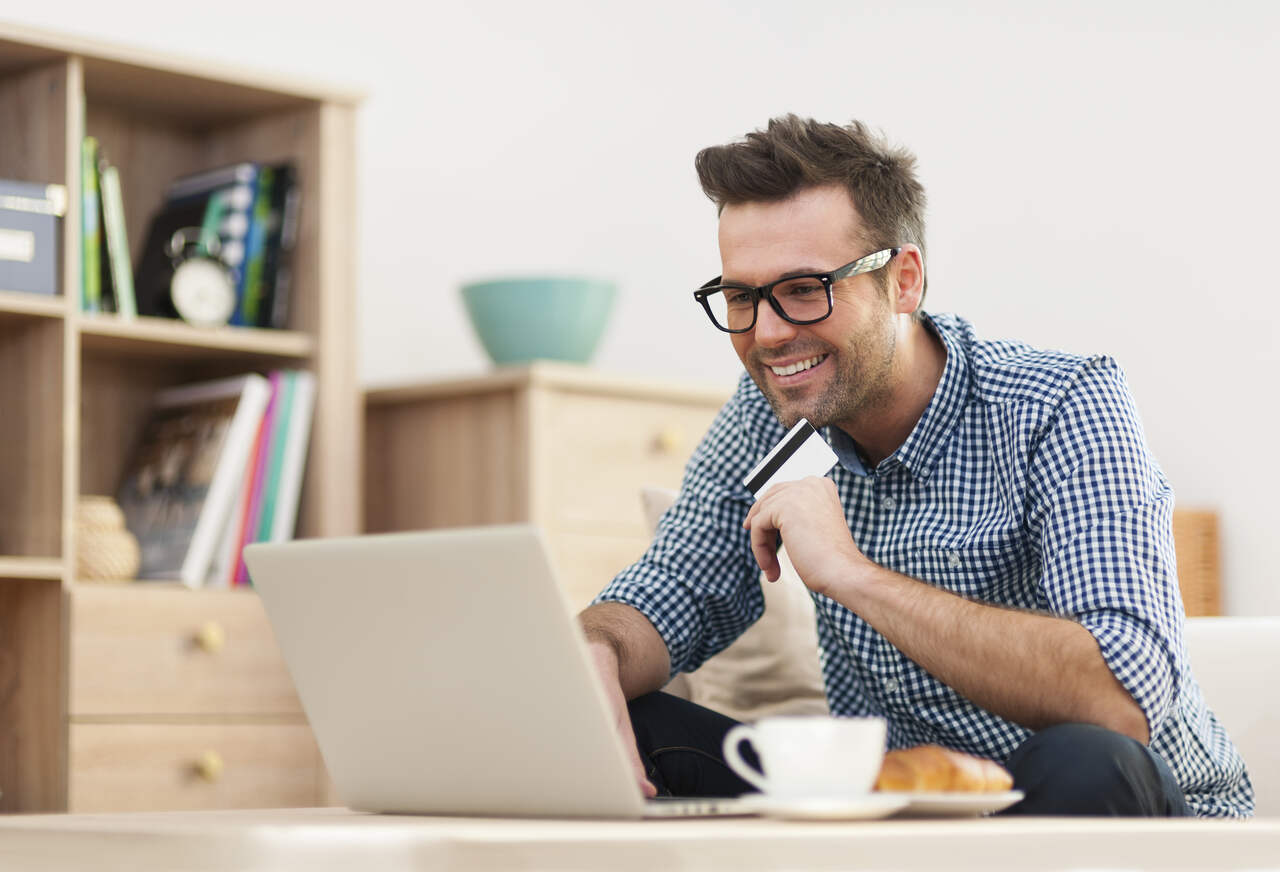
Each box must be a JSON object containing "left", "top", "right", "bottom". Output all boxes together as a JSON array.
[{"left": 627, "top": 692, "right": 1191, "bottom": 816}]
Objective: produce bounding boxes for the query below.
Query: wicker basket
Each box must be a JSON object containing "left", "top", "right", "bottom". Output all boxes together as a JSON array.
[
  {"left": 75, "top": 496, "right": 140, "bottom": 583},
  {"left": 1172, "top": 509, "right": 1221, "bottom": 617}
]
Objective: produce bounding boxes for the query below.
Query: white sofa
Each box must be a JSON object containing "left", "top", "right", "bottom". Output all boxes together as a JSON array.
[
  {"left": 1183, "top": 617, "right": 1278, "bottom": 816},
  {"left": 642, "top": 488, "right": 1278, "bottom": 816}
]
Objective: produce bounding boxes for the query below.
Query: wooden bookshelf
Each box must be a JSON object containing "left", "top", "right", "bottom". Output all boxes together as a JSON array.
[
  {"left": 0, "top": 25, "right": 360, "bottom": 812},
  {"left": 0, "top": 289, "right": 69, "bottom": 320}
]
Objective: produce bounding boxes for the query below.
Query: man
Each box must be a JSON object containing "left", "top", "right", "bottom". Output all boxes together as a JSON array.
[{"left": 579, "top": 115, "right": 1252, "bottom": 817}]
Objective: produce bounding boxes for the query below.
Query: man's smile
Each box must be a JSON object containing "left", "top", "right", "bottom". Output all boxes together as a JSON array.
[{"left": 764, "top": 353, "right": 830, "bottom": 384}]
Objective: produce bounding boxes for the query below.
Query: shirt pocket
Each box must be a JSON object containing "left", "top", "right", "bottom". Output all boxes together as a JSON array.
[{"left": 908, "top": 545, "right": 1043, "bottom": 609}]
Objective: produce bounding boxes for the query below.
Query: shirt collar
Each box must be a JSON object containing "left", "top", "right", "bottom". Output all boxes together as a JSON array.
[{"left": 826, "top": 312, "right": 970, "bottom": 481}]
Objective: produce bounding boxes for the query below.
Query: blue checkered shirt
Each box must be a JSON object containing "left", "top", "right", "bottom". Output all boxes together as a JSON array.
[{"left": 596, "top": 312, "right": 1252, "bottom": 817}]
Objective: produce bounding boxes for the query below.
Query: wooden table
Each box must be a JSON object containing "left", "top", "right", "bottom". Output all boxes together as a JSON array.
[{"left": 0, "top": 807, "right": 1276, "bottom": 871}]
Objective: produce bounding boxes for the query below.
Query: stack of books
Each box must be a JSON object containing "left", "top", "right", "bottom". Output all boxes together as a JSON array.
[
  {"left": 80, "top": 136, "right": 136, "bottom": 317},
  {"left": 115, "top": 370, "right": 317, "bottom": 588},
  {"left": 80, "top": 139, "right": 300, "bottom": 330}
]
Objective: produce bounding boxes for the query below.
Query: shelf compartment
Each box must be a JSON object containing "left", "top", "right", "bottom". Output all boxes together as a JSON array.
[
  {"left": 77, "top": 315, "right": 313, "bottom": 361},
  {"left": 78, "top": 346, "right": 312, "bottom": 501},
  {"left": 0, "top": 316, "right": 63, "bottom": 557},
  {"left": 0, "top": 577, "right": 66, "bottom": 812},
  {"left": 83, "top": 102, "right": 325, "bottom": 338}
]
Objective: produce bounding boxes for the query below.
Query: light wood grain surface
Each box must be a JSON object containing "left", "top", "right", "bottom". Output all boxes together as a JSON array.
[
  {"left": 0, "top": 807, "right": 1275, "bottom": 872},
  {"left": 67, "top": 723, "right": 320, "bottom": 813},
  {"left": 68, "top": 585, "right": 302, "bottom": 717}
]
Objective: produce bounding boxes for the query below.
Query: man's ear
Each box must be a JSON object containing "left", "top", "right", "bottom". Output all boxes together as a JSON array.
[{"left": 891, "top": 245, "right": 925, "bottom": 315}]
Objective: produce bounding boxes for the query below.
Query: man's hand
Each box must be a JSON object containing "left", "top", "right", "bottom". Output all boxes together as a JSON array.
[
  {"left": 586, "top": 641, "right": 657, "bottom": 798},
  {"left": 743, "top": 476, "right": 868, "bottom": 597},
  {"left": 743, "top": 481, "right": 1149, "bottom": 744}
]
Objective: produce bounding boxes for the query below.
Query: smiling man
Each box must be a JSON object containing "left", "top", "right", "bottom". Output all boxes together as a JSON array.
[{"left": 578, "top": 115, "right": 1252, "bottom": 817}]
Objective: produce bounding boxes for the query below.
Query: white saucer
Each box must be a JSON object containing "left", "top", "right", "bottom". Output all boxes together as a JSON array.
[
  {"left": 887, "top": 790, "right": 1025, "bottom": 817},
  {"left": 738, "top": 793, "right": 910, "bottom": 821}
]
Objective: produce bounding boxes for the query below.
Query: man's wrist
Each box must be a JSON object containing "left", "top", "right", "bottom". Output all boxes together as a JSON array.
[{"left": 822, "top": 549, "right": 881, "bottom": 610}]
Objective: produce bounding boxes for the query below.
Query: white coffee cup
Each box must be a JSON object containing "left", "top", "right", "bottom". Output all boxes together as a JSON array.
[{"left": 722, "top": 716, "right": 887, "bottom": 799}]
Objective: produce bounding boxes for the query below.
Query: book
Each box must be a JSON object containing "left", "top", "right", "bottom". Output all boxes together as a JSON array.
[
  {"left": 269, "top": 369, "right": 316, "bottom": 541},
  {"left": 237, "top": 164, "right": 275, "bottom": 327},
  {"left": 219, "top": 369, "right": 315, "bottom": 585},
  {"left": 233, "top": 370, "right": 288, "bottom": 585},
  {"left": 253, "top": 369, "right": 296, "bottom": 543},
  {"left": 134, "top": 162, "right": 259, "bottom": 321},
  {"left": 99, "top": 162, "right": 136, "bottom": 319},
  {"left": 166, "top": 162, "right": 257, "bottom": 201},
  {"left": 207, "top": 403, "right": 265, "bottom": 588},
  {"left": 117, "top": 374, "right": 271, "bottom": 588},
  {"left": 258, "top": 162, "right": 299, "bottom": 328},
  {"left": 80, "top": 136, "right": 101, "bottom": 313}
]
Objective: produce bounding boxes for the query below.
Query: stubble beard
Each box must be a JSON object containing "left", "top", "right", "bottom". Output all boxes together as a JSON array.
[{"left": 752, "top": 321, "right": 897, "bottom": 433}]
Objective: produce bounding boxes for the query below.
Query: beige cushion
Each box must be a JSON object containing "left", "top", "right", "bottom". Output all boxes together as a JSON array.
[{"left": 641, "top": 487, "right": 828, "bottom": 722}]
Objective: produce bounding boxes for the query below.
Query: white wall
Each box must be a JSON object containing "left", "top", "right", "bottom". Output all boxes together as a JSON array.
[{"left": 8, "top": 1, "right": 1278, "bottom": 614}]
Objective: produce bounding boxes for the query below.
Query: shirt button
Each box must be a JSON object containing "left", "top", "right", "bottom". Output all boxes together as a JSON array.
[
  {"left": 881, "top": 496, "right": 896, "bottom": 510},
  {"left": 948, "top": 551, "right": 963, "bottom": 568},
  {"left": 884, "top": 678, "right": 900, "bottom": 694}
]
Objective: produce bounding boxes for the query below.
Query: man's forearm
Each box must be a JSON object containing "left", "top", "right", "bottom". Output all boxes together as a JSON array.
[
  {"left": 578, "top": 602, "right": 671, "bottom": 700},
  {"left": 834, "top": 565, "right": 1151, "bottom": 744}
]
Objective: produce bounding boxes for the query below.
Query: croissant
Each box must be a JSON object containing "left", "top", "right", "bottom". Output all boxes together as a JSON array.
[{"left": 875, "top": 744, "right": 1014, "bottom": 793}]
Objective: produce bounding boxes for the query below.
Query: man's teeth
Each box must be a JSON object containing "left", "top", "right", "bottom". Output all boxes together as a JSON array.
[{"left": 770, "top": 355, "right": 826, "bottom": 377}]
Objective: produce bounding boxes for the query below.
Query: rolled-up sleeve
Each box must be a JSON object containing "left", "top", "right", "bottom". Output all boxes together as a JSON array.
[
  {"left": 593, "top": 378, "right": 774, "bottom": 676},
  {"left": 1026, "top": 356, "right": 1184, "bottom": 737}
]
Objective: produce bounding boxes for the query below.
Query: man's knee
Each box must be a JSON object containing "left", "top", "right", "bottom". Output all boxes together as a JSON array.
[{"left": 1003, "top": 723, "right": 1188, "bottom": 816}]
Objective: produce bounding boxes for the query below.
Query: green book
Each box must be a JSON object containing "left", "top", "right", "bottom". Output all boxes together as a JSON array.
[
  {"left": 80, "top": 136, "right": 101, "bottom": 313},
  {"left": 99, "top": 163, "right": 136, "bottom": 319},
  {"left": 254, "top": 369, "right": 296, "bottom": 543},
  {"left": 240, "top": 165, "right": 274, "bottom": 326}
]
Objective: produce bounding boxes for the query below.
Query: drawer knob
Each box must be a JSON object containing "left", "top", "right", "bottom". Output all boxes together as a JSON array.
[
  {"left": 653, "top": 426, "right": 685, "bottom": 455},
  {"left": 195, "top": 621, "right": 226, "bottom": 654},
  {"left": 195, "top": 749, "right": 224, "bottom": 783}
]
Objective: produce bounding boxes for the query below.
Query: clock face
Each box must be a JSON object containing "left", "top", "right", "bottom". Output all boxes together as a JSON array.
[{"left": 171, "top": 258, "right": 236, "bottom": 327}]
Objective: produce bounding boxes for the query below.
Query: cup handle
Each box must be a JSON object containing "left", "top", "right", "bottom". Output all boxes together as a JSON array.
[{"left": 721, "top": 724, "right": 770, "bottom": 793}]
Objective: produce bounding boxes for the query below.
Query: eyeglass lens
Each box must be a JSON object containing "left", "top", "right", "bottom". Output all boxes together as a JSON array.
[{"left": 704, "top": 277, "right": 829, "bottom": 331}]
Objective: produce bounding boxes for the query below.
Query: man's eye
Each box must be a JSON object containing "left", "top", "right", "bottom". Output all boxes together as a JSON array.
[
  {"left": 725, "top": 290, "right": 754, "bottom": 306},
  {"left": 779, "top": 282, "right": 824, "bottom": 298}
]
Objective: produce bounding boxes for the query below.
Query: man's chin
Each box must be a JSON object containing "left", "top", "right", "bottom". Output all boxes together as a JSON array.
[
  {"left": 750, "top": 365, "right": 837, "bottom": 428},
  {"left": 760, "top": 391, "right": 822, "bottom": 431}
]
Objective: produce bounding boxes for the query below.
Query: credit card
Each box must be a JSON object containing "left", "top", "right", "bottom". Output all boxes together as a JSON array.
[{"left": 743, "top": 418, "right": 839, "bottom": 499}]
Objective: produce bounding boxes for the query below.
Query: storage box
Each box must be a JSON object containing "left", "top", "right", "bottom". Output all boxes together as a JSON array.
[{"left": 0, "top": 179, "right": 66, "bottom": 296}]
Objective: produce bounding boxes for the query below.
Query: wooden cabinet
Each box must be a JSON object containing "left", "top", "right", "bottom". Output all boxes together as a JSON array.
[
  {"left": 69, "top": 587, "right": 303, "bottom": 718},
  {"left": 364, "top": 363, "right": 733, "bottom": 609},
  {"left": 0, "top": 25, "right": 359, "bottom": 811},
  {"left": 67, "top": 722, "right": 321, "bottom": 813}
]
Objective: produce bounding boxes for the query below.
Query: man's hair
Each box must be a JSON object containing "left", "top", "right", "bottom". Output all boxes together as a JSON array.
[{"left": 695, "top": 114, "right": 928, "bottom": 301}]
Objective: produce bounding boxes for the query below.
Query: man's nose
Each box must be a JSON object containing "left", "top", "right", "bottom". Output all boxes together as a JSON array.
[{"left": 752, "top": 299, "right": 798, "bottom": 347}]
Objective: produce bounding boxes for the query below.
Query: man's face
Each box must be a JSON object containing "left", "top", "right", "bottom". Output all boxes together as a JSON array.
[{"left": 720, "top": 185, "right": 899, "bottom": 432}]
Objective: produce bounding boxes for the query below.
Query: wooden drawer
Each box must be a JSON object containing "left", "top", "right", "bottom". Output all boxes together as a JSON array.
[
  {"left": 69, "top": 585, "right": 302, "bottom": 717},
  {"left": 68, "top": 722, "right": 320, "bottom": 812},
  {"left": 538, "top": 391, "right": 721, "bottom": 536}
]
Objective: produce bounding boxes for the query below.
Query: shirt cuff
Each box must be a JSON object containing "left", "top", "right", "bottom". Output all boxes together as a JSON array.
[
  {"left": 592, "top": 566, "right": 703, "bottom": 677},
  {"left": 1077, "top": 610, "right": 1177, "bottom": 737}
]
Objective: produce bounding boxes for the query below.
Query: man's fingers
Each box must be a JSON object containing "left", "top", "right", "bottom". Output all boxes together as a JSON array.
[
  {"left": 616, "top": 710, "right": 657, "bottom": 797},
  {"left": 748, "top": 510, "right": 781, "bottom": 581}
]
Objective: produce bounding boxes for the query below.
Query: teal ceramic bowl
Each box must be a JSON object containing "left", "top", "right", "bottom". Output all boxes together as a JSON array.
[{"left": 460, "top": 276, "right": 617, "bottom": 365}]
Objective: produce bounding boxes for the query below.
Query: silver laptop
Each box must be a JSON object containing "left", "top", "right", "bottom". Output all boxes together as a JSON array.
[{"left": 244, "top": 525, "right": 747, "bottom": 818}]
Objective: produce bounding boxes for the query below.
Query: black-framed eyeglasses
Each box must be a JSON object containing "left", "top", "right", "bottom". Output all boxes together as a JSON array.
[{"left": 693, "top": 247, "right": 900, "bottom": 334}]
